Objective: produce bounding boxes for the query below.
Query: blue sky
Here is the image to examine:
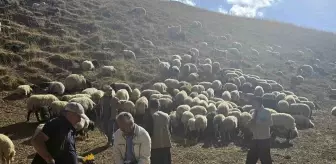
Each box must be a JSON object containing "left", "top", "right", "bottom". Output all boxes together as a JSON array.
[{"left": 172, "top": 0, "right": 336, "bottom": 33}]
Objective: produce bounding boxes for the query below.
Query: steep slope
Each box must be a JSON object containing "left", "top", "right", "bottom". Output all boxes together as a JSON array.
[{"left": 1, "top": 0, "right": 336, "bottom": 163}]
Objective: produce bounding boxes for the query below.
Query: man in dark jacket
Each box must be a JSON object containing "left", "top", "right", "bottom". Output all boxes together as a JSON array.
[
  {"left": 146, "top": 99, "right": 172, "bottom": 164},
  {"left": 31, "top": 102, "right": 89, "bottom": 164}
]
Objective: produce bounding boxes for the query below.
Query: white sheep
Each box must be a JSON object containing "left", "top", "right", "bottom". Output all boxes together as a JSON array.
[
  {"left": 0, "top": 134, "right": 15, "bottom": 164},
  {"left": 217, "top": 102, "right": 230, "bottom": 116},
  {"left": 198, "top": 82, "right": 212, "bottom": 90},
  {"left": 171, "top": 59, "right": 182, "bottom": 68},
  {"left": 207, "top": 103, "right": 217, "bottom": 113},
  {"left": 277, "top": 100, "right": 289, "bottom": 113},
  {"left": 297, "top": 64, "right": 313, "bottom": 77},
  {"left": 13, "top": 85, "right": 33, "bottom": 97},
  {"left": 197, "top": 94, "right": 208, "bottom": 102},
  {"left": 111, "top": 83, "right": 132, "bottom": 94},
  {"left": 206, "top": 88, "right": 215, "bottom": 98},
  {"left": 164, "top": 79, "right": 180, "bottom": 89},
  {"left": 171, "top": 55, "right": 182, "bottom": 61},
  {"left": 174, "top": 90, "right": 188, "bottom": 106},
  {"left": 141, "top": 38, "right": 155, "bottom": 48},
  {"left": 69, "top": 97, "right": 96, "bottom": 112},
  {"left": 292, "top": 115, "right": 314, "bottom": 129},
  {"left": 91, "top": 90, "right": 105, "bottom": 104},
  {"left": 222, "top": 91, "right": 231, "bottom": 101},
  {"left": 195, "top": 115, "right": 207, "bottom": 133},
  {"left": 49, "top": 101, "right": 68, "bottom": 117},
  {"left": 122, "top": 50, "right": 136, "bottom": 60},
  {"left": 64, "top": 74, "right": 91, "bottom": 92},
  {"left": 212, "top": 62, "right": 221, "bottom": 74},
  {"left": 61, "top": 94, "right": 91, "bottom": 101},
  {"left": 190, "top": 105, "right": 207, "bottom": 116},
  {"left": 285, "top": 95, "right": 296, "bottom": 105},
  {"left": 289, "top": 103, "right": 311, "bottom": 118},
  {"left": 223, "top": 83, "right": 238, "bottom": 92},
  {"left": 230, "top": 90, "right": 240, "bottom": 102},
  {"left": 220, "top": 115, "right": 238, "bottom": 141},
  {"left": 81, "top": 60, "right": 95, "bottom": 71},
  {"left": 158, "top": 97, "right": 173, "bottom": 113},
  {"left": 191, "top": 85, "right": 205, "bottom": 93},
  {"left": 181, "top": 111, "right": 194, "bottom": 127},
  {"left": 45, "top": 81, "right": 65, "bottom": 95},
  {"left": 254, "top": 86, "right": 264, "bottom": 97},
  {"left": 190, "top": 48, "right": 199, "bottom": 56},
  {"left": 130, "top": 88, "right": 141, "bottom": 102},
  {"left": 271, "top": 113, "right": 299, "bottom": 143},
  {"left": 182, "top": 54, "right": 192, "bottom": 63},
  {"left": 100, "top": 66, "right": 116, "bottom": 76},
  {"left": 140, "top": 90, "right": 161, "bottom": 100},
  {"left": 26, "top": 94, "right": 59, "bottom": 122},
  {"left": 212, "top": 80, "right": 222, "bottom": 91},
  {"left": 152, "top": 82, "right": 168, "bottom": 93},
  {"left": 115, "top": 89, "right": 130, "bottom": 101},
  {"left": 82, "top": 88, "right": 98, "bottom": 96}
]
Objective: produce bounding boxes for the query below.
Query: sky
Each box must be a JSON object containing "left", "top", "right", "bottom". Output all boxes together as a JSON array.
[{"left": 171, "top": 0, "right": 336, "bottom": 33}]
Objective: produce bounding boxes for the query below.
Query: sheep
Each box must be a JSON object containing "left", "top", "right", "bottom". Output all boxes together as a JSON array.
[
  {"left": 91, "top": 90, "right": 105, "bottom": 104},
  {"left": 185, "top": 118, "right": 196, "bottom": 143},
  {"left": 186, "top": 63, "right": 198, "bottom": 73},
  {"left": 49, "top": 101, "right": 68, "bottom": 117},
  {"left": 134, "top": 96, "right": 148, "bottom": 116},
  {"left": 288, "top": 103, "right": 311, "bottom": 118},
  {"left": 270, "top": 83, "right": 283, "bottom": 92},
  {"left": 117, "top": 100, "right": 136, "bottom": 115},
  {"left": 198, "top": 63, "right": 212, "bottom": 75},
  {"left": 182, "top": 54, "right": 192, "bottom": 63},
  {"left": 206, "top": 88, "right": 215, "bottom": 98},
  {"left": 207, "top": 103, "right": 217, "bottom": 113},
  {"left": 115, "top": 89, "right": 130, "bottom": 101},
  {"left": 64, "top": 74, "right": 92, "bottom": 92},
  {"left": 254, "top": 86, "right": 264, "bottom": 97},
  {"left": 61, "top": 94, "right": 91, "bottom": 101},
  {"left": 191, "top": 85, "right": 205, "bottom": 93},
  {"left": 8, "top": 85, "right": 34, "bottom": 98},
  {"left": 152, "top": 82, "right": 167, "bottom": 93},
  {"left": 194, "top": 115, "right": 208, "bottom": 140},
  {"left": 69, "top": 97, "right": 96, "bottom": 113},
  {"left": 82, "top": 88, "right": 98, "bottom": 96},
  {"left": 171, "top": 54, "right": 182, "bottom": 61},
  {"left": 40, "top": 81, "right": 65, "bottom": 95},
  {"left": 181, "top": 111, "right": 194, "bottom": 126},
  {"left": 164, "top": 79, "right": 180, "bottom": 89},
  {"left": 297, "top": 64, "right": 313, "bottom": 77},
  {"left": 75, "top": 119, "right": 95, "bottom": 139},
  {"left": 0, "top": 134, "right": 15, "bottom": 164},
  {"left": 222, "top": 91, "right": 231, "bottom": 101},
  {"left": 291, "top": 75, "right": 304, "bottom": 87},
  {"left": 241, "top": 82, "right": 253, "bottom": 94},
  {"left": 190, "top": 48, "right": 199, "bottom": 56},
  {"left": 198, "top": 82, "right": 212, "bottom": 90},
  {"left": 190, "top": 105, "right": 207, "bottom": 116},
  {"left": 191, "top": 21, "right": 202, "bottom": 28},
  {"left": 197, "top": 94, "right": 208, "bottom": 102},
  {"left": 110, "top": 83, "right": 132, "bottom": 94},
  {"left": 130, "top": 7, "right": 146, "bottom": 16},
  {"left": 122, "top": 50, "right": 136, "bottom": 60},
  {"left": 100, "top": 66, "right": 116, "bottom": 76},
  {"left": 332, "top": 106, "right": 336, "bottom": 116},
  {"left": 171, "top": 59, "right": 182, "bottom": 68},
  {"left": 223, "top": 83, "right": 238, "bottom": 92},
  {"left": 26, "top": 94, "right": 59, "bottom": 122},
  {"left": 220, "top": 116, "right": 238, "bottom": 141},
  {"left": 292, "top": 115, "right": 314, "bottom": 129},
  {"left": 81, "top": 60, "right": 95, "bottom": 71},
  {"left": 158, "top": 97, "right": 173, "bottom": 113},
  {"left": 277, "top": 100, "right": 289, "bottom": 113},
  {"left": 230, "top": 90, "right": 240, "bottom": 103},
  {"left": 217, "top": 102, "right": 230, "bottom": 116},
  {"left": 285, "top": 95, "right": 296, "bottom": 105},
  {"left": 271, "top": 113, "right": 298, "bottom": 144},
  {"left": 300, "top": 101, "right": 315, "bottom": 111},
  {"left": 139, "top": 89, "right": 159, "bottom": 101},
  {"left": 168, "top": 25, "right": 182, "bottom": 40},
  {"left": 239, "top": 112, "right": 253, "bottom": 141}
]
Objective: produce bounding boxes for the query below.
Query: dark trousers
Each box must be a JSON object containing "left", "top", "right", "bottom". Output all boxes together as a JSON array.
[
  {"left": 103, "top": 119, "right": 118, "bottom": 144},
  {"left": 151, "top": 147, "right": 171, "bottom": 164},
  {"left": 246, "top": 139, "right": 272, "bottom": 164}
]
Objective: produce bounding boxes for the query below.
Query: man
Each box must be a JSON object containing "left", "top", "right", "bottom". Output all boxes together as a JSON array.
[
  {"left": 147, "top": 99, "right": 172, "bottom": 164},
  {"left": 246, "top": 96, "right": 273, "bottom": 164},
  {"left": 99, "top": 86, "right": 119, "bottom": 146},
  {"left": 113, "top": 112, "right": 151, "bottom": 164},
  {"left": 31, "top": 102, "right": 90, "bottom": 164}
]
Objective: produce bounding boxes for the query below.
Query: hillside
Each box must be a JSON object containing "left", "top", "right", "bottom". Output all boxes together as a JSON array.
[{"left": 1, "top": 0, "right": 336, "bottom": 163}]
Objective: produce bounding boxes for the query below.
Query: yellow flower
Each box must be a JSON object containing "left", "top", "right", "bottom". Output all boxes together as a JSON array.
[{"left": 83, "top": 153, "right": 95, "bottom": 162}]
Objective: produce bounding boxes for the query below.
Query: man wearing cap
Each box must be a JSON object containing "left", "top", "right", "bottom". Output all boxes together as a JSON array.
[
  {"left": 246, "top": 96, "right": 273, "bottom": 164},
  {"left": 31, "top": 102, "right": 89, "bottom": 164},
  {"left": 98, "top": 86, "right": 119, "bottom": 146}
]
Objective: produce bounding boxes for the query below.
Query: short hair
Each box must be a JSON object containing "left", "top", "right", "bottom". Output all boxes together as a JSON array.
[
  {"left": 116, "top": 112, "right": 134, "bottom": 123},
  {"left": 252, "top": 96, "right": 263, "bottom": 105},
  {"left": 149, "top": 99, "right": 160, "bottom": 109}
]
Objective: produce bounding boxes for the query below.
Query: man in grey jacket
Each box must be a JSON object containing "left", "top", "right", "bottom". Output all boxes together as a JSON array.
[
  {"left": 99, "top": 87, "right": 119, "bottom": 146},
  {"left": 147, "top": 99, "right": 172, "bottom": 164},
  {"left": 246, "top": 96, "right": 273, "bottom": 164}
]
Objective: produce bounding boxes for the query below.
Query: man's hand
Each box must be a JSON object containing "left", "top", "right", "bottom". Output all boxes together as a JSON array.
[{"left": 46, "top": 158, "right": 55, "bottom": 164}]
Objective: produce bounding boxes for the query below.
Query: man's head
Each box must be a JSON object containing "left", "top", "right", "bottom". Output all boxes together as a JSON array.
[
  {"left": 148, "top": 99, "right": 160, "bottom": 114},
  {"left": 116, "top": 112, "right": 135, "bottom": 135},
  {"left": 63, "top": 102, "right": 89, "bottom": 127},
  {"left": 251, "top": 96, "right": 263, "bottom": 109}
]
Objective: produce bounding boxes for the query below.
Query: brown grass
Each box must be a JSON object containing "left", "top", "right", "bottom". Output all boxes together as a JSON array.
[{"left": 1, "top": 0, "right": 336, "bottom": 163}]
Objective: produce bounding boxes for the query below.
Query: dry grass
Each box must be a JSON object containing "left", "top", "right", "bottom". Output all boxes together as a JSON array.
[{"left": 1, "top": 0, "right": 336, "bottom": 163}]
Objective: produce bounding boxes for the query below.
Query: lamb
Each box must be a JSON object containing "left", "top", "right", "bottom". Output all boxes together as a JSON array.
[
  {"left": 190, "top": 105, "right": 207, "bottom": 116},
  {"left": 75, "top": 119, "right": 95, "bottom": 139},
  {"left": 64, "top": 74, "right": 92, "bottom": 92},
  {"left": 26, "top": 94, "right": 59, "bottom": 122},
  {"left": 61, "top": 94, "right": 91, "bottom": 101},
  {"left": 122, "top": 50, "right": 136, "bottom": 60},
  {"left": 81, "top": 60, "right": 95, "bottom": 71},
  {"left": 223, "top": 83, "right": 238, "bottom": 92},
  {"left": 8, "top": 84, "right": 34, "bottom": 98},
  {"left": 222, "top": 91, "right": 231, "bottom": 101},
  {"left": 254, "top": 86, "right": 264, "bottom": 97},
  {"left": 110, "top": 82, "right": 132, "bottom": 94},
  {"left": 289, "top": 103, "right": 312, "bottom": 118},
  {"left": 100, "top": 66, "right": 116, "bottom": 76},
  {"left": 115, "top": 89, "right": 130, "bottom": 101},
  {"left": 0, "top": 134, "right": 15, "bottom": 164},
  {"left": 220, "top": 116, "right": 238, "bottom": 141},
  {"left": 49, "top": 101, "right": 68, "bottom": 117},
  {"left": 152, "top": 82, "right": 168, "bottom": 93},
  {"left": 130, "top": 88, "right": 141, "bottom": 102},
  {"left": 292, "top": 115, "right": 314, "bottom": 129}
]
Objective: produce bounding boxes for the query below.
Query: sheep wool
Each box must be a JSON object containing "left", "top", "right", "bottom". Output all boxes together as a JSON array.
[
  {"left": 292, "top": 115, "right": 314, "bottom": 128},
  {"left": 69, "top": 97, "right": 95, "bottom": 112},
  {"left": 100, "top": 66, "right": 116, "bottom": 76},
  {"left": 61, "top": 94, "right": 91, "bottom": 101},
  {"left": 135, "top": 96, "right": 148, "bottom": 115},
  {"left": 221, "top": 116, "right": 238, "bottom": 131},
  {"left": 91, "top": 90, "right": 105, "bottom": 104},
  {"left": 14, "top": 85, "right": 33, "bottom": 96},
  {"left": 278, "top": 100, "right": 290, "bottom": 113},
  {"left": 152, "top": 82, "right": 168, "bottom": 93},
  {"left": 0, "top": 134, "right": 15, "bottom": 164},
  {"left": 64, "top": 74, "right": 89, "bottom": 92},
  {"left": 115, "top": 89, "right": 130, "bottom": 101},
  {"left": 254, "top": 86, "right": 264, "bottom": 97},
  {"left": 222, "top": 91, "right": 231, "bottom": 101},
  {"left": 181, "top": 111, "right": 194, "bottom": 126},
  {"left": 27, "top": 94, "right": 59, "bottom": 113},
  {"left": 217, "top": 102, "right": 230, "bottom": 116},
  {"left": 190, "top": 105, "right": 207, "bottom": 116},
  {"left": 289, "top": 103, "right": 311, "bottom": 118},
  {"left": 207, "top": 103, "right": 217, "bottom": 113},
  {"left": 48, "top": 81, "right": 65, "bottom": 95},
  {"left": 271, "top": 113, "right": 296, "bottom": 130},
  {"left": 223, "top": 83, "right": 238, "bottom": 92},
  {"left": 81, "top": 60, "right": 95, "bottom": 71},
  {"left": 195, "top": 115, "right": 207, "bottom": 132},
  {"left": 239, "top": 112, "right": 252, "bottom": 128},
  {"left": 118, "top": 100, "right": 136, "bottom": 115},
  {"left": 82, "top": 88, "right": 98, "bottom": 96},
  {"left": 50, "top": 101, "right": 68, "bottom": 116}
]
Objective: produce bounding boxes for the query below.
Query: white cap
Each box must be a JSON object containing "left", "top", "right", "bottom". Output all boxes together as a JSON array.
[{"left": 64, "top": 102, "right": 89, "bottom": 121}]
